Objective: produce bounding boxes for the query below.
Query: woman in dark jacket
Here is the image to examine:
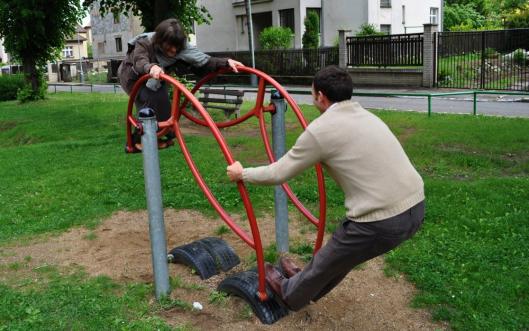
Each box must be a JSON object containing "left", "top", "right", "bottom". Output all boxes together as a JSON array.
[{"left": 118, "top": 18, "right": 242, "bottom": 150}]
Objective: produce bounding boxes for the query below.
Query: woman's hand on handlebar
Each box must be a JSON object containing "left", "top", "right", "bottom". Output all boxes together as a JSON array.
[{"left": 149, "top": 65, "right": 164, "bottom": 79}]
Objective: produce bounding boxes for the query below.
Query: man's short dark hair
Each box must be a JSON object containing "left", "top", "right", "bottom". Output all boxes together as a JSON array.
[
  {"left": 153, "top": 18, "right": 187, "bottom": 51},
  {"left": 313, "top": 66, "right": 353, "bottom": 102}
]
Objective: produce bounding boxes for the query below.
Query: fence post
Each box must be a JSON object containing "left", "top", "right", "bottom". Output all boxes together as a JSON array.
[
  {"left": 338, "top": 29, "right": 351, "bottom": 69},
  {"left": 270, "top": 90, "right": 289, "bottom": 254},
  {"left": 428, "top": 95, "right": 432, "bottom": 117},
  {"left": 480, "top": 31, "right": 486, "bottom": 89},
  {"left": 422, "top": 24, "right": 438, "bottom": 88},
  {"left": 473, "top": 91, "right": 478, "bottom": 115},
  {"left": 138, "top": 108, "right": 171, "bottom": 300}
]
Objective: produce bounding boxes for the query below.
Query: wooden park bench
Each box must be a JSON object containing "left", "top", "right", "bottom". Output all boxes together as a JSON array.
[{"left": 198, "top": 88, "right": 244, "bottom": 119}]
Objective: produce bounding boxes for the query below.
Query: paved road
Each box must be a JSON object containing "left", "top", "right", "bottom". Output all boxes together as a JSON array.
[
  {"left": 49, "top": 84, "right": 529, "bottom": 118},
  {"left": 245, "top": 92, "right": 529, "bottom": 118}
]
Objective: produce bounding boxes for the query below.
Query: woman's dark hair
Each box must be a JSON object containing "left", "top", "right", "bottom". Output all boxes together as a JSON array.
[
  {"left": 313, "top": 66, "right": 353, "bottom": 102},
  {"left": 152, "top": 18, "right": 187, "bottom": 51}
]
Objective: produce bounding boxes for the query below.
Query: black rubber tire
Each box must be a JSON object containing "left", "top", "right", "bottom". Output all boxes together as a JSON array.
[
  {"left": 218, "top": 270, "right": 289, "bottom": 324},
  {"left": 168, "top": 242, "right": 218, "bottom": 280},
  {"left": 197, "top": 237, "right": 240, "bottom": 272}
]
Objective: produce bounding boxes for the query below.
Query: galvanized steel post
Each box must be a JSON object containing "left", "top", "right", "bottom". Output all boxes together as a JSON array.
[
  {"left": 270, "top": 90, "right": 289, "bottom": 253},
  {"left": 138, "top": 108, "right": 170, "bottom": 300}
]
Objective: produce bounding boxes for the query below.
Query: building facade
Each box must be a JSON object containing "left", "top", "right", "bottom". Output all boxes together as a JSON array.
[
  {"left": 196, "top": 0, "right": 443, "bottom": 52},
  {"left": 47, "top": 26, "right": 91, "bottom": 82},
  {"left": 90, "top": 3, "right": 144, "bottom": 60}
]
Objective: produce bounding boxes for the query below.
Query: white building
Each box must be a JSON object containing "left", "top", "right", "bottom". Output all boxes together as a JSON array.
[{"left": 196, "top": 0, "right": 443, "bottom": 52}]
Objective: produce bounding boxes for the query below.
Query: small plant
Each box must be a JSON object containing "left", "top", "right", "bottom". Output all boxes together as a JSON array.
[
  {"left": 83, "top": 231, "right": 97, "bottom": 241},
  {"left": 264, "top": 243, "right": 279, "bottom": 264},
  {"left": 215, "top": 225, "right": 230, "bottom": 236},
  {"left": 170, "top": 276, "right": 205, "bottom": 291},
  {"left": 484, "top": 47, "right": 499, "bottom": 59},
  {"left": 238, "top": 304, "right": 254, "bottom": 320},
  {"left": 159, "top": 296, "right": 192, "bottom": 310},
  {"left": 208, "top": 290, "right": 229, "bottom": 305},
  {"left": 290, "top": 242, "right": 313, "bottom": 262},
  {"left": 8, "top": 262, "right": 21, "bottom": 271}
]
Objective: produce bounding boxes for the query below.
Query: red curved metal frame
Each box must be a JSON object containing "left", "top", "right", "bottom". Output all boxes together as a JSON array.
[
  {"left": 182, "top": 66, "right": 327, "bottom": 252},
  {"left": 125, "top": 66, "right": 327, "bottom": 300}
]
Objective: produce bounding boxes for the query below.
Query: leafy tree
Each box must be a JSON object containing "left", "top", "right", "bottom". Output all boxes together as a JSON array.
[
  {"left": 355, "top": 23, "right": 385, "bottom": 37},
  {"left": 259, "top": 27, "right": 293, "bottom": 50},
  {"left": 82, "top": 0, "right": 211, "bottom": 32},
  {"left": 302, "top": 11, "right": 319, "bottom": 49},
  {"left": 444, "top": 3, "right": 486, "bottom": 30},
  {"left": 0, "top": 0, "right": 84, "bottom": 101},
  {"left": 504, "top": 3, "right": 529, "bottom": 28}
]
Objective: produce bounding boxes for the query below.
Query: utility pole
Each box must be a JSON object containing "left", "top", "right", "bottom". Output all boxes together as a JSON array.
[
  {"left": 244, "top": 0, "right": 257, "bottom": 86},
  {"left": 77, "top": 28, "right": 84, "bottom": 83}
]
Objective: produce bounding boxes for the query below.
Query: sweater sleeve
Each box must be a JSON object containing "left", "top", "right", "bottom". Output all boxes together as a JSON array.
[
  {"left": 132, "top": 40, "right": 157, "bottom": 75},
  {"left": 242, "top": 129, "right": 322, "bottom": 185}
]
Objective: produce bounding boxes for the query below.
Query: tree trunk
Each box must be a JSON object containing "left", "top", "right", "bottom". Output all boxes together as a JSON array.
[
  {"left": 23, "top": 58, "right": 39, "bottom": 94},
  {"left": 154, "top": 0, "right": 171, "bottom": 27}
]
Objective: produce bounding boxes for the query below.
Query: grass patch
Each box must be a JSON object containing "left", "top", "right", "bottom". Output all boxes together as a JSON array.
[{"left": 0, "top": 93, "right": 528, "bottom": 330}]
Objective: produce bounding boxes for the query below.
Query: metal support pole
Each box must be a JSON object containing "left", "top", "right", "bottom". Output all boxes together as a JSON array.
[
  {"left": 138, "top": 108, "right": 170, "bottom": 300},
  {"left": 473, "top": 91, "right": 478, "bottom": 115},
  {"left": 244, "top": 0, "right": 258, "bottom": 87},
  {"left": 270, "top": 90, "right": 289, "bottom": 253},
  {"left": 428, "top": 95, "right": 432, "bottom": 117}
]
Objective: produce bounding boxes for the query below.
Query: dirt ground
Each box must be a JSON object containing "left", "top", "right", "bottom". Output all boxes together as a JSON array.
[{"left": 0, "top": 209, "right": 448, "bottom": 330}]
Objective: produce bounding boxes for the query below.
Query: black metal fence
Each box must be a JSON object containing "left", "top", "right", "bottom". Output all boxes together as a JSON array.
[
  {"left": 436, "top": 29, "right": 529, "bottom": 90},
  {"left": 346, "top": 33, "right": 423, "bottom": 67},
  {"left": 207, "top": 47, "right": 338, "bottom": 76}
]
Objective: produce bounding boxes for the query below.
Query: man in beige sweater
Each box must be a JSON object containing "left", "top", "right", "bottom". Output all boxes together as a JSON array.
[{"left": 227, "top": 66, "right": 424, "bottom": 311}]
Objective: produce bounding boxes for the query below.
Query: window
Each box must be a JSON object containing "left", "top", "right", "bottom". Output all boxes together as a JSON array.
[
  {"left": 97, "top": 42, "right": 105, "bottom": 55},
  {"left": 237, "top": 15, "right": 246, "bottom": 34},
  {"left": 430, "top": 7, "right": 439, "bottom": 25},
  {"left": 62, "top": 46, "right": 73, "bottom": 58},
  {"left": 402, "top": 5, "right": 406, "bottom": 25},
  {"left": 381, "top": 0, "right": 391, "bottom": 8},
  {"left": 115, "top": 37, "right": 122, "bottom": 52},
  {"left": 279, "top": 8, "right": 295, "bottom": 33},
  {"left": 380, "top": 24, "right": 391, "bottom": 35}
]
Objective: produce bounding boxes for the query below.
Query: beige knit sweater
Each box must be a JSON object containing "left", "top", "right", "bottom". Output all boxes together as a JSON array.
[{"left": 242, "top": 100, "right": 424, "bottom": 222}]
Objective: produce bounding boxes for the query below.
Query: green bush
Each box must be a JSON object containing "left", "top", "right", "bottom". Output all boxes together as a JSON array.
[
  {"left": 0, "top": 74, "right": 25, "bottom": 101},
  {"left": 355, "top": 23, "right": 385, "bottom": 37},
  {"left": 17, "top": 74, "right": 47, "bottom": 103},
  {"left": 259, "top": 26, "right": 293, "bottom": 50},
  {"left": 513, "top": 48, "right": 528, "bottom": 65},
  {"left": 302, "top": 11, "right": 320, "bottom": 49}
]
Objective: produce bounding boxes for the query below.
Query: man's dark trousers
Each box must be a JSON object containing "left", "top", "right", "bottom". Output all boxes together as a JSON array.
[{"left": 282, "top": 200, "right": 425, "bottom": 311}]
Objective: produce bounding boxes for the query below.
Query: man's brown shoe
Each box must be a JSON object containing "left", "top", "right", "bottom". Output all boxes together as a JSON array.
[
  {"left": 264, "top": 263, "right": 286, "bottom": 299},
  {"left": 279, "top": 257, "right": 302, "bottom": 278}
]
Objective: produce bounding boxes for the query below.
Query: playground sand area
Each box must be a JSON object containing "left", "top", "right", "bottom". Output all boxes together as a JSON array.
[{"left": 1, "top": 209, "right": 447, "bottom": 330}]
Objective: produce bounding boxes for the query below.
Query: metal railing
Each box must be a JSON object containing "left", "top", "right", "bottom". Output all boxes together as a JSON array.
[
  {"left": 207, "top": 47, "right": 339, "bottom": 76},
  {"left": 346, "top": 33, "right": 423, "bottom": 67},
  {"left": 436, "top": 29, "right": 529, "bottom": 90}
]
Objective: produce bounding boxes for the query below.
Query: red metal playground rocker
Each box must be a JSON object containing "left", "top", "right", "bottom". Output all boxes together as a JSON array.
[{"left": 125, "top": 66, "right": 327, "bottom": 324}]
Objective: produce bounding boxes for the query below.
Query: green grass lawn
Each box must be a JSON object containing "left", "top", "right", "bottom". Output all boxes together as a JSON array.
[{"left": 0, "top": 93, "right": 528, "bottom": 330}]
